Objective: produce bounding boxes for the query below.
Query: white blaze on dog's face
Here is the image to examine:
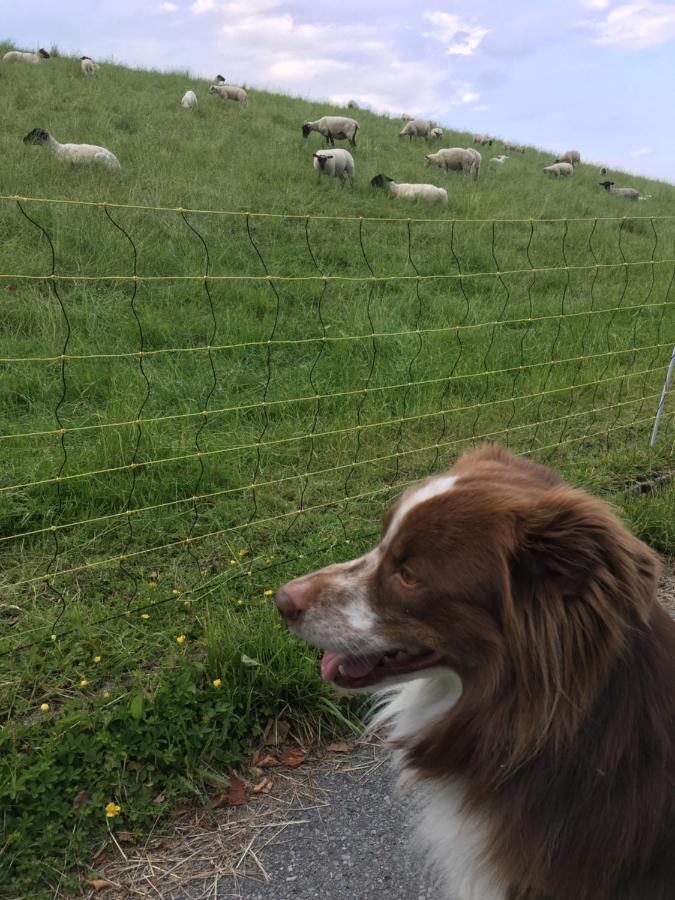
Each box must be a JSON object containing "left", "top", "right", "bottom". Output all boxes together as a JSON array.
[{"left": 275, "top": 474, "right": 464, "bottom": 691}]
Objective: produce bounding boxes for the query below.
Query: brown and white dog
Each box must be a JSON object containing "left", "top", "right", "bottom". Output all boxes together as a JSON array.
[{"left": 275, "top": 445, "right": 675, "bottom": 899}]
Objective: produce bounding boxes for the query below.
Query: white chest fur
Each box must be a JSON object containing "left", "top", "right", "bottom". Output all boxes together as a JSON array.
[{"left": 372, "top": 672, "right": 506, "bottom": 900}]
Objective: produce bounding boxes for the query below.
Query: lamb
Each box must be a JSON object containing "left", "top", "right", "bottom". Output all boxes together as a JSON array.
[
  {"left": 425, "top": 147, "right": 480, "bottom": 179},
  {"left": 472, "top": 133, "right": 492, "bottom": 146},
  {"left": 399, "top": 119, "right": 434, "bottom": 141},
  {"left": 312, "top": 149, "right": 355, "bottom": 183},
  {"left": 22, "top": 128, "right": 121, "bottom": 170},
  {"left": 370, "top": 173, "right": 448, "bottom": 205},
  {"left": 490, "top": 154, "right": 509, "bottom": 163},
  {"left": 302, "top": 116, "right": 359, "bottom": 147},
  {"left": 430, "top": 127, "right": 444, "bottom": 139},
  {"left": 556, "top": 149, "right": 581, "bottom": 166},
  {"left": 208, "top": 83, "right": 248, "bottom": 109},
  {"left": 599, "top": 180, "right": 640, "bottom": 200},
  {"left": 80, "top": 56, "right": 99, "bottom": 75},
  {"left": 181, "top": 90, "right": 198, "bottom": 109},
  {"left": 503, "top": 141, "right": 525, "bottom": 154},
  {"left": 543, "top": 162, "right": 574, "bottom": 177},
  {"left": 3, "top": 48, "right": 50, "bottom": 64}
]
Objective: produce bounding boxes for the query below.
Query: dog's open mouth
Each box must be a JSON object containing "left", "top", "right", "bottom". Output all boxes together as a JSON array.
[{"left": 320, "top": 647, "right": 444, "bottom": 689}]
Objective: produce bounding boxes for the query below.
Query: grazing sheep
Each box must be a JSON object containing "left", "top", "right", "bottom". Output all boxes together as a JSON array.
[
  {"left": 490, "top": 155, "right": 509, "bottom": 163},
  {"left": 347, "top": 100, "right": 359, "bottom": 110},
  {"left": 556, "top": 149, "right": 581, "bottom": 166},
  {"left": 600, "top": 167, "right": 608, "bottom": 175},
  {"left": 313, "top": 149, "right": 355, "bottom": 183},
  {"left": 80, "top": 56, "right": 99, "bottom": 75},
  {"left": 599, "top": 180, "right": 640, "bottom": 200},
  {"left": 370, "top": 173, "right": 448, "bottom": 205},
  {"left": 3, "top": 48, "right": 50, "bottom": 64},
  {"left": 543, "top": 162, "right": 573, "bottom": 177},
  {"left": 430, "top": 127, "right": 444, "bottom": 139},
  {"left": 472, "top": 133, "right": 492, "bottom": 146},
  {"left": 181, "top": 90, "right": 198, "bottom": 109},
  {"left": 22, "top": 128, "right": 121, "bottom": 170},
  {"left": 425, "top": 147, "right": 479, "bottom": 179},
  {"left": 302, "top": 116, "right": 359, "bottom": 147},
  {"left": 208, "top": 83, "right": 248, "bottom": 110},
  {"left": 401, "top": 114, "right": 415, "bottom": 122},
  {"left": 399, "top": 119, "right": 434, "bottom": 141},
  {"left": 503, "top": 142, "right": 525, "bottom": 154}
]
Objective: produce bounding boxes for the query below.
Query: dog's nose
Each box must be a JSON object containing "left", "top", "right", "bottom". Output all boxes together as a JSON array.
[{"left": 275, "top": 586, "right": 301, "bottom": 622}]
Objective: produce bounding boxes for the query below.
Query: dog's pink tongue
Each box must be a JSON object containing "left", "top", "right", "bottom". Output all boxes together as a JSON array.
[{"left": 320, "top": 651, "right": 382, "bottom": 682}]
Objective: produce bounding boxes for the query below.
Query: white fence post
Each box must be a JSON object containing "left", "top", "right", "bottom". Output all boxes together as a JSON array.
[{"left": 650, "top": 345, "right": 675, "bottom": 447}]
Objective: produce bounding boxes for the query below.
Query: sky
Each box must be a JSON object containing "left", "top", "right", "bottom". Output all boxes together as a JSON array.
[{"left": 5, "top": 0, "right": 675, "bottom": 182}]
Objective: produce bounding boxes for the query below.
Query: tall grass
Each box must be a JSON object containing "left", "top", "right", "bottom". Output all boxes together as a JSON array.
[{"left": 0, "top": 47, "right": 673, "bottom": 896}]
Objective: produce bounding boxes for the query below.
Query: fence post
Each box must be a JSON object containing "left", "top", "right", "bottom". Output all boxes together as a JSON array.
[{"left": 649, "top": 344, "right": 675, "bottom": 447}]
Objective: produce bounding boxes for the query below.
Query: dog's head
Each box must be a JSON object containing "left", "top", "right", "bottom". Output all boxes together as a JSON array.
[{"left": 276, "top": 445, "right": 659, "bottom": 744}]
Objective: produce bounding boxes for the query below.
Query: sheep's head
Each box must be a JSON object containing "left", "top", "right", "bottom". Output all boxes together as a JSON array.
[
  {"left": 313, "top": 153, "right": 331, "bottom": 170},
  {"left": 215, "top": 74, "right": 226, "bottom": 83},
  {"left": 599, "top": 181, "right": 614, "bottom": 189},
  {"left": 80, "top": 56, "right": 91, "bottom": 61},
  {"left": 424, "top": 155, "right": 433, "bottom": 166},
  {"left": 370, "top": 174, "right": 392, "bottom": 188},
  {"left": 38, "top": 48, "right": 50, "bottom": 58},
  {"left": 208, "top": 86, "right": 219, "bottom": 95},
  {"left": 302, "top": 123, "right": 312, "bottom": 138},
  {"left": 23, "top": 128, "right": 50, "bottom": 145}
]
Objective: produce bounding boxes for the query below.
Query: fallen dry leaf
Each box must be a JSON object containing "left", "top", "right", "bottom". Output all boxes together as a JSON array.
[
  {"left": 152, "top": 792, "right": 166, "bottom": 805},
  {"left": 256, "top": 752, "right": 279, "bottom": 768},
  {"left": 251, "top": 776, "right": 274, "bottom": 794},
  {"left": 72, "top": 789, "right": 90, "bottom": 809},
  {"left": 262, "top": 717, "right": 290, "bottom": 746},
  {"left": 326, "top": 740, "right": 353, "bottom": 753},
  {"left": 278, "top": 744, "right": 308, "bottom": 768},
  {"left": 115, "top": 830, "right": 136, "bottom": 843},
  {"left": 84, "top": 879, "right": 114, "bottom": 891}
]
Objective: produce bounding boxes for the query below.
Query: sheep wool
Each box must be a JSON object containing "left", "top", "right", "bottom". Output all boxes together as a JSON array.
[
  {"left": 425, "top": 147, "right": 480, "bottom": 179},
  {"left": 556, "top": 150, "right": 581, "bottom": 166},
  {"left": 303, "top": 116, "right": 359, "bottom": 147},
  {"left": 208, "top": 84, "right": 248, "bottom": 109},
  {"left": 503, "top": 142, "right": 525, "bottom": 154},
  {"left": 313, "top": 149, "right": 355, "bottom": 182},
  {"left": 430, "top": 127, "right": 444, "bottom": 139},
  {"left": 3, "top": 48, "right": 49, "bottom": 63},
  {"left": 80, "top": 56, "right": 99, "bottom": 75},
  {"left": 599, "top": 180, "right": 640, "bottom": 200},
  {"left": 22, "top": 128, "right": 121, "bottom": 170},
  {"left": 370, "top": 174, "right": 448, "bottom": 205},
  {"left": 181, "top": 90, "right": 198, "bottom": 109},
  {"left": 399, "top": 119, "right": 434, "bottom": 141},
  {"left": 543, "top": 162, "right": 574, "bottom": 177},
  {"left": 471, "top": 133, "right": 492, "bottom": 146}
]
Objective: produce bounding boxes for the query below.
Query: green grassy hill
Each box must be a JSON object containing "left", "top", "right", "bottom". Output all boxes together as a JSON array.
[{"left": 0, "top": 48, "right": 673, "bottom": 896}]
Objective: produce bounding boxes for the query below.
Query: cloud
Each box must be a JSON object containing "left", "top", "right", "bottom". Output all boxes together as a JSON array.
[
  {"left": 579, "top": 0, "right": 610, "bottom": 8},
  {"left": 630, "top": 146, "right": 654, "bottom": 156},
  {"left": 159, "top": 1, "right": 178, "bottom": 10},
  {"left": 592, "top": 3, "right": 675, "bottom": 49},
  {"left": 472, "top": 104, "right": 491, "bottom": 112},
  {"left": 423, "top": 11, "right": 490, "bottom": 56}
]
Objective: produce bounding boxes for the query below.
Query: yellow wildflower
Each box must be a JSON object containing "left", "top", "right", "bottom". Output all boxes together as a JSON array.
[
  {"left": 141, "top": 613, "right": 150, "bottom": 620},
  {"left": 147, "top": 581, "right": 157, "bottom": 589},
  {"left": 50, "top": 634, "right": 56, "bottom": 641},
  {"left": 172, "top": 588, "right": 180, "bottom": 595},
  {"left": 212, "top": 678, "right": 222, "bottom": 688},
  {"left": 93, "top": 655, "right": 102, "bottom": 663},
  {"left": 103, "top": 690, "right": 111, "bottom": 699},
  {"left": 40, "top": 702, "right": 50, "bottom": 712},
  {"left": 80, "top": 679, "right": 89, "bottom": 687},
  {"left": 238, "top": 548, "right": 247, "bottom": 557},
  {"left": 263, "top": 589, "right": 274, "bottom": 597},
  {"left": 105, "top": 802, "right": 121, "bottom": 819},
  {"left": 176, "top": 634, "right": 186, "bottom": 645},
  {"left": 229, "top": 559, "right": 236, "bottom": 566}
]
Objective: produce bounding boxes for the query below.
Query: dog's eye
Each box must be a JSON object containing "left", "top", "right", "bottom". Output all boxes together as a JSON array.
[{"left": 395, "top": 565, "right": 418, "bottom": 587}]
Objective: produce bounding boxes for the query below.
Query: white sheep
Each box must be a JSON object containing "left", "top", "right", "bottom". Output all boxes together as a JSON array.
[
  {"left": 599, "top": 180, "right": 640, "bottom": 200},
  {"left": 401, "top": 114, "right": 415, "bottom": 122},
  {"left": 503, "top": 141, "right": 525, "bottom": 154},
  {"left": 471, "top": 133, "right": 492, "bottom": 146},
  {"left": 313, "top": 149, "right": 355, "bottom": 183},
  {"left": 425, "top": 147, "right": 480, "bottom": 179},
  {"left": 22, "top": 128, "right": 121, "bottom": 170},
  {"left": 3, "top": 48, "right": 50, "bottom": 64},
  {"left": 399, "top": 119, "right": 434, "bottom": 141},
  {"left": 490, "top": 155, "right": 509, "bottom": 163},
  {"left": 80, "top": 56, "right": 99, "bottom": 75},
  {"left": 370, "top": 173, "right": 448, "bottom": 205},
  {"left": 430, "top": 127, "right": 444, "bottom": 139},
  {"left": 543, "top": 162, "right": 574, "bottom": 177},
  {"left": 181, "top": 90, "right": 198, "bottom": 109},
  {"left": 556, "top": 150, "right": 581, "bottom": 166},
  {"left": 302, "top": 116, "right": 359, "bottom": 147},
  {"left": 208, "top": 83, "right": 248, "bottom": 109}
]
